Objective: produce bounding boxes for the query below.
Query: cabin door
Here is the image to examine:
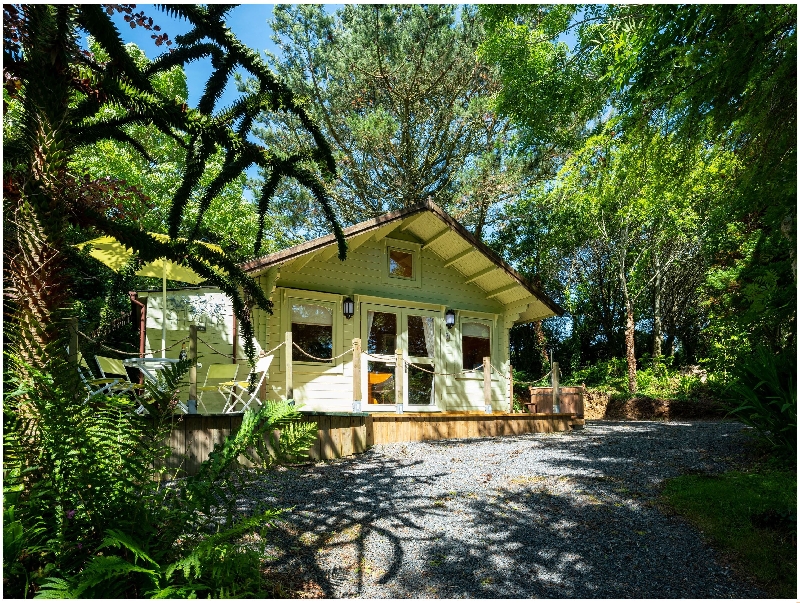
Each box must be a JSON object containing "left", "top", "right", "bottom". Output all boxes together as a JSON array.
[{"left": 361, "top": 303, "right": 439, "bottom": 410}]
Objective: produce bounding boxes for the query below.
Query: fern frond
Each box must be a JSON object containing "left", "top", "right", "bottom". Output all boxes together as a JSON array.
[
  {"left": 35, "top": 577, "right": 77, "bottom": 598},
  {"left": 97, "top": 529, "right": 158, "bottom": 568},
  {"left": 71, "top": 555, "right": 157, "bottom": 597}
]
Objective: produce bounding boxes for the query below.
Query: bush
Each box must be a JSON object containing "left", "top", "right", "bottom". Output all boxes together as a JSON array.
[
  {"left": 724, "top": 346, "right": 796, "bottom": 461},
  {"left": 3, "top": 357, "right": 316, "bottom": 598}
]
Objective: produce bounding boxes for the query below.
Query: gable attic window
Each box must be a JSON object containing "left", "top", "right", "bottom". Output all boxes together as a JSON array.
[
  {"left": 383, "top": 240, "right": 421, "bottom": 287},
  {"left": 389, "top": 249, "right": 413, "bottom": 278},
  {"left": 291, "top": 302, "right": 332, "bottom": 361}
]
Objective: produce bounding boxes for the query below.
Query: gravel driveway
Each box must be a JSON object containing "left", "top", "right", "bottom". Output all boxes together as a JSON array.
[{"left": 239, "top": 420, "right": 766, "bottom": 598}]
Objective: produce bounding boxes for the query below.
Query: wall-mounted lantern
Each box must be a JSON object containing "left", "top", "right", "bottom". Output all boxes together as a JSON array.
[
  {"left": 343, "top": 297, "right": 355, "bottom": 319},
  {"left": 445, "top": 309, "right": 456, "bottom": 329}
]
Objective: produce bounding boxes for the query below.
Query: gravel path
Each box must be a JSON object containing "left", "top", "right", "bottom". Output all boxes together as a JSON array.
[{"left": 238, "top": 420, "right": 766, "bottom": 598}]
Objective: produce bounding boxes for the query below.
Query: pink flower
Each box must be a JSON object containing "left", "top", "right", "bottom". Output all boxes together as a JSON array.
[{"left": 66, "top": 509, "right": 76, "bottom": 520}]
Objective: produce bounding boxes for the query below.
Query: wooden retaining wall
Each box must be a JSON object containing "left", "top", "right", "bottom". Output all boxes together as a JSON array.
[{"left": 157, "top": 412, "right": 577, "bottom": 477}]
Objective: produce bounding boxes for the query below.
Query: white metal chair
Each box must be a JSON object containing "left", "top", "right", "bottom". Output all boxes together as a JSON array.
[
  {"left": 220, "top": 355, "right": 273, "bottom": 414},
  {"left": 197, "top": 363, "right": 240, "bottom": 414}
]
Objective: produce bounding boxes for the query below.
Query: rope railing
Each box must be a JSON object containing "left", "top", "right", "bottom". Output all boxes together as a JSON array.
[
  {"left": 402, "top": 357, "right": 475, "bottom": 377},
  {"left": 195, "top": 336, "right": 286, "bottom": 361},
  {"left": 77, "top": 329, "right": 189, "bottom": 357},
  {"left": 511, "top": 370, "right": 553, "bottom": 387},
  {"left": 292, "top": 342, "right": 355, "bottom": 363}
]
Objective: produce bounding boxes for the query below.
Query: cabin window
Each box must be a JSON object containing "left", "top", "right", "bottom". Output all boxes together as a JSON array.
[
  {"left": 291, "top": 302, "right": 333, "bottom": 361},
  {"left": 462, "top": 320, "right": 490, "bottom": 371},
  {"left": 383, "top": 241, "right": 421, "bottom": 287},
  {"left": 388, "top": 249, "right": 414, "bottom": 279},
  {"left": 366, "top": 310, "right": 397, "bottom": 355}
]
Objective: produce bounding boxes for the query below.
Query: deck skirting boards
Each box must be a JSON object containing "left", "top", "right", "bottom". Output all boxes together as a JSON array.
[{"left": 154, "top": 412, "right": 578, "bottom": 477}]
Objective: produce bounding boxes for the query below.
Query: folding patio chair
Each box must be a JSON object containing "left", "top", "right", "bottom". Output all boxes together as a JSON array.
[
  {"left": 220, "top": 355, "right": 273, "bottom": 414},
  {"left": 94, "top": 356, "right": 145, "bottom": 414},
  {"left": 197, "top": 363, "right": 240, "bottom": 414},
  {"left": 76, "top": 352, "right": 114, "bottom": 399}
]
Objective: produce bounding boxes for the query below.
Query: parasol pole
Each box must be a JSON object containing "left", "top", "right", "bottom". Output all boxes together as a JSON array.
[{"left": 162, "top": 267, "right": 167, "bottom": 358}]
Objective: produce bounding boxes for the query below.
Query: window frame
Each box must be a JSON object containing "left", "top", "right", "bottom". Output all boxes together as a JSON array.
[
  {"left": 456, "top": 314, "right": 495, "bottom": 380},
  {"left": 382, "top": 239, "right": 422, "bottom": 288},
  {"left": 280, "top": 288, "right": 343, "bottom": 374}
]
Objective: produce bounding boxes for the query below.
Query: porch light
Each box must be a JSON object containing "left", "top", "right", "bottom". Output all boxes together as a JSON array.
[
  {"left": 445, "top": 309, "right": 456, "bottom": 329},
  {"left": 343, "top": 297, "right": 355, "bottom": 319}
]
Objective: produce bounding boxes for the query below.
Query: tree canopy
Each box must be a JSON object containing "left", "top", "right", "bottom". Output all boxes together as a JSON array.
[
  {"left": 480, "top": 4, "right": 796, "bottom": 385},
  {"left": 246, "top": 4, "right": 516, "bottom": 239}
]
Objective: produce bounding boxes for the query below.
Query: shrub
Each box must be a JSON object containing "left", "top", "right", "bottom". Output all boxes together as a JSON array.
[
  {"left": 3, "top": 357, "right": 316, "bottom": 598},
  {"left": 724, "top": 346, "right": 796, "bottom": 461}
]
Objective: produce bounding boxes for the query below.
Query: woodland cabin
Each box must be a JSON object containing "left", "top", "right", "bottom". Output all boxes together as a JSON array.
[
  {"left": 236, "top": 199, "right": 563, "bottom": 414},
  {"left": 136, "top": 201, "right": 562, "bottom": 414}
]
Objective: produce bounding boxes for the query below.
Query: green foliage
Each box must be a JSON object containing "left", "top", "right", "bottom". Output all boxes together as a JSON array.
[
  {"left": 4, "top": 4, "right": 348, "bottom": 383},
  {"left": 69, "top": 41, "right": 274, "bottom": 264},
  {"left": 478, "top": 5, "right": 610, "bottom": 152},
  {"left": 3, "top": 356, "right": 316, "bottom": 598},
  {"left": 254, "top": 4, "right": 511, "bottom": 236},
  {"left": 724, "top": 347, "right": 797, "bottom": 460},
  {"left": 481, "top": 4, "right": 795, "bottom": 393},
  {"left": 563, "top": 355, "right": 713, "bottom": 401},
  {"left": 662, "top": 470, "right": 797, "bottom": 598}
]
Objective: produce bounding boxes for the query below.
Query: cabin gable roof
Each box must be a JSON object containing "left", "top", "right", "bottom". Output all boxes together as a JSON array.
[{"left": 240, "top": 199, "right": 563, "bottom": 322}]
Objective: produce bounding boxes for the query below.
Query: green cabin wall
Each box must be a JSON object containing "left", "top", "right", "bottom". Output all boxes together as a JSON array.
[{"left": 253, "top": 235, "right": 526, "bottom": 412}]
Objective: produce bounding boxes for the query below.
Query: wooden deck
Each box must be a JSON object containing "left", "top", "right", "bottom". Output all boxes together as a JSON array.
[{"left": 156, "top": 411, "right": 581, "bottom": 477}]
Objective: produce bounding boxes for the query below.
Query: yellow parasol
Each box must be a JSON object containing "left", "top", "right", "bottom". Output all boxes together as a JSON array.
[{"left": 76, "top": 233, "right": 224, "bottom": 355}]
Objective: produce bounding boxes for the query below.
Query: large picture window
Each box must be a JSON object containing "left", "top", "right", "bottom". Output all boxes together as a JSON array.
[
  {"left": 291, "top": 302, "right": 332, "bottom": 361},
  {"left": 462, "top": 321, "right": 490, "bottom": 371}
]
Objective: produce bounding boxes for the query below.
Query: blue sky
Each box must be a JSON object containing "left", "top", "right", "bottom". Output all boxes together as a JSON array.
[{"left": 103, "top": 5, "right": 280, "bottom": 107}]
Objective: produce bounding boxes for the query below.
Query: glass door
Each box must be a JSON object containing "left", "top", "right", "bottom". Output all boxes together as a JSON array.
[
  {"left": 362, "top": 307, "right": 398, "bottom": 407},
  {"left": 360, "top": 303, "right": 440, "bottom": 411},
  {"left": 404, "top": 312, "right": 438, "bottom": 409}
]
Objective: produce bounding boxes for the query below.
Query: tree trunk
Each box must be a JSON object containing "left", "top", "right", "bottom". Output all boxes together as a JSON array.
[
  {"left": 625, "top": 298, "right": 637, "bottom": 394},
  {"left": 617, "top": 245, "right": 637, "bottom": 394},
  {"left": 533, "top": 319, "right": 549, "bottom": 371},
  {"left": 666, "top": 334, "right": 676, "bottom": 357},
  {"left": 653, "top": 255, "right": 662, "bottom": 358}
]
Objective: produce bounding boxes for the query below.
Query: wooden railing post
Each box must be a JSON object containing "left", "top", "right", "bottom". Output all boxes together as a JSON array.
[
  {"left": 188, "top": 324, "right": 197, "bottom": 413},
  {"left": 509, "top": 363, "right": 514, "bottom": 413},
  {"left": 483, "top": 356, "right": 491, "bottom": 413},
  {"left": 552, "top": 361, "right": 560, "bottom": 413},
  {"left": 285, "top": 331, "right": 293, "bottom": 401},
  {"left": 395, "top": 349, "right": 403, "bottom": 413},
  {"left": 352, "top": 338, "right": 362, "bottom": 412}
]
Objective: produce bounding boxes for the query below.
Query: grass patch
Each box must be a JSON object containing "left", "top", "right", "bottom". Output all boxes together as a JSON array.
[{"left": 661, "top": 470, "right": 797, "bottom": 598}]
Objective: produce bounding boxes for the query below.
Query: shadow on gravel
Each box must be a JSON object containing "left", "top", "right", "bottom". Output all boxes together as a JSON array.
[
  {"left": 244, "top": 421, "right": 763, "bottom": 598},
  {"left": 244, "top": 453, "right": 447, "bottom": 597}
]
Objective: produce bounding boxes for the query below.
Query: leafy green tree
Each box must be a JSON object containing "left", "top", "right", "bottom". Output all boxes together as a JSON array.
[
  {"left": 250, "top": 4, "right": 509, "bottom": 236},
  {"left": 481, "top": 4, "right": 795, "bottom": 381}
]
